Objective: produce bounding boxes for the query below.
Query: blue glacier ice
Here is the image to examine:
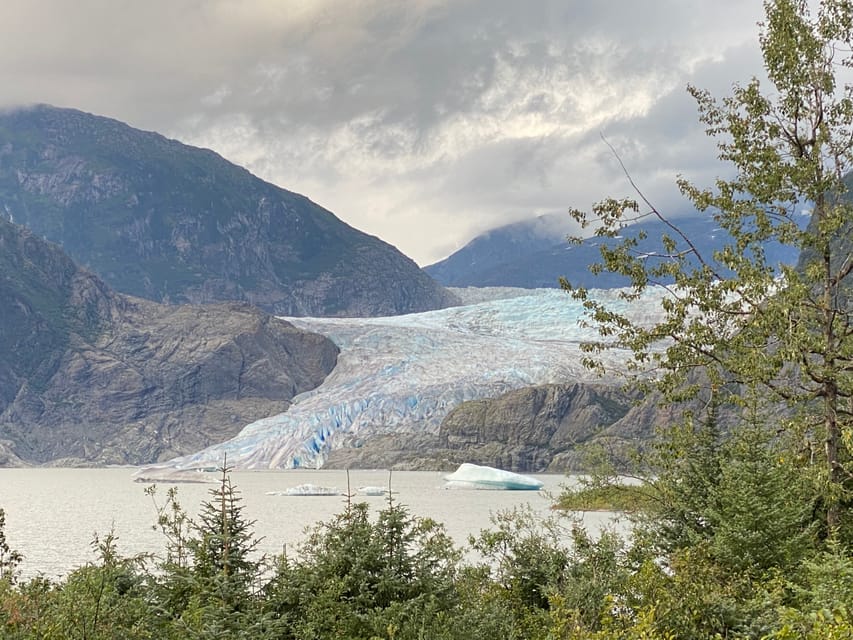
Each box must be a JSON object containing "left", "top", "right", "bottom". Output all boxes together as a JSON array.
[{"left": 136, "top": 287, "right": 667, "bottom": 474}]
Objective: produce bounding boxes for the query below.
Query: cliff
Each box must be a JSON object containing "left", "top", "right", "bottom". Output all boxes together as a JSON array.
[
  {"left": 0, "top": 216, "right": 338, "bottom": 465},
  {"left": 322, "top": 383, "right": 654, "bottom": 473}
]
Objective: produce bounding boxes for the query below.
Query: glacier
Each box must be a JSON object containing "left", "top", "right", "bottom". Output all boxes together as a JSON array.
[{"left": 136, "top": 287, "right": 668, "bottom": 474}]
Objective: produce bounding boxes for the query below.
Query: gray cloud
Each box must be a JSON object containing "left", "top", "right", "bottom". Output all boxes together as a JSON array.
[{"left": 0, "top": 0, "right": 768, "bottom": 265}]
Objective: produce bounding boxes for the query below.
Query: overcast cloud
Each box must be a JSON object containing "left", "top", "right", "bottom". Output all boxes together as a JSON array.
[{"left": 0, "top": 1, "right": 767, "bottom": 265}]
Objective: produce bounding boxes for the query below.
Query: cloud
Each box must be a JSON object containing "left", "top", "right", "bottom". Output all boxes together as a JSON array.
[{"left": 0, "top": 0, "right": 768, "bottom": 265}]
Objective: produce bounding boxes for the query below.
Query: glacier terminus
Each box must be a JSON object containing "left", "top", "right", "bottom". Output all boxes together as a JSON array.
[{"left": 136, "top": 287, "right": 667, "bottom": 475}]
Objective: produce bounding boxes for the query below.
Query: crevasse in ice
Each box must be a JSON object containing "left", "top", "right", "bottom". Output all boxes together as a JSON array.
[{"left": 137, "top": 287, "right": 668, "bottom": 473}]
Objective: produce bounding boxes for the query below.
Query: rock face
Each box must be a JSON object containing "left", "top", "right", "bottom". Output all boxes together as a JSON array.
[
  {"left": 436, "top": 383, "right": 636, "bottom": 471},
  {"left": 0, "top": 216, "right": 339, "bottom": 465},
  {"left": 0, "top": 105, "right": 457, "bottom": 317},
  {"left": 324, "top": 383, "right": 651, "bottom": 473}
]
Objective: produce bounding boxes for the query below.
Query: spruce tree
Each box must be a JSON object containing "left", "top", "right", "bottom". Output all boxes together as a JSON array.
[
  {"left": 189, "top": 462, "right": 261, "bottom": 590},
  {"left": 149, "top": 461, "right": 268, "bottom": 638}
]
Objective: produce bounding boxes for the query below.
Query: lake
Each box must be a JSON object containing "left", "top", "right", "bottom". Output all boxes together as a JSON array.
[{"left": 0, "top": 468, "right": 623, "bottom": 579}]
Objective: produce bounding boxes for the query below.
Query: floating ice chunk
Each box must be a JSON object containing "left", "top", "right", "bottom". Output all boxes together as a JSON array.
[
  {"left": 443, "top": 463, "right": 544, "bottom": 491},
  {"left": 357, "top": 486, "right": 391, "bottom": 496},
  {"left": 266, "top": 484, "right": 342, "bottom": 496},
  {"left": 132, "top": 469, "right": 218, "bottom": 484}
]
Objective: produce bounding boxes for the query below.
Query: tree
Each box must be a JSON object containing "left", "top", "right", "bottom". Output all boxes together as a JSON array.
[
  {"left": 38, "top": 532, "right": 157, "bottom": 640},
  {"left": 146, "top": 461, "right": 271, "bottom": 639},
  {"left": 0, "top": 508, "right": 22, "bottom": 583},
  {"left": 264, "top": 496, "right": 462, "bottom": 640},
  {"left": 563, "top": 0, "right": 853, "bottom": 537},
  {"left": 468, "top": 505, "right": 631, "bottom": 635},
  {"left": 188, "top": 463, "right": 262, "bottom": 591}
]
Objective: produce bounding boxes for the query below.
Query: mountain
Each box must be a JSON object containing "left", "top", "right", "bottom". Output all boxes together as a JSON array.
[
  {"left": 0, "top": 105, "right": 457, "bottom": 317},
  {"left": 424, "top": 211, "right": 803, "bottom": 289},
  {"left": 424, "top": 213, "right": 575, "bottom": 287},
  {"left": 0, "top": 215, "right": 338, "bottom": 466},
  {"left": 135, "top": 287, "right": 671, "bottom": 476}
]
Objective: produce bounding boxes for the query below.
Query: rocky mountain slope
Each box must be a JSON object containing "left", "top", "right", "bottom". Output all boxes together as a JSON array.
[
  {"left": 0, "top": 215, "right": 338, "bottom": 466},
  {"left": 425, "top": 211, "right": 803, "bottom": 289},
  {"left": 322, "top": 382, "right": 649, "bottom": 472},
  {"left": 434, "top": 383, "right": 637, "bottom": 471},
  {"left": 0, "top": 105, "right": 457, "bottom": 317}
]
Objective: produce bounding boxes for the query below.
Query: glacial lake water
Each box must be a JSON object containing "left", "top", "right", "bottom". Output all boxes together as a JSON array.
[{"left": 0, "top": 468, "right": 624, "bottom": 580}]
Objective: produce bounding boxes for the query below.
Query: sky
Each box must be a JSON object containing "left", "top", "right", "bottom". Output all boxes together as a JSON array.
[{"left": 0, "top": 1, "right": 768, "bottom": 266}]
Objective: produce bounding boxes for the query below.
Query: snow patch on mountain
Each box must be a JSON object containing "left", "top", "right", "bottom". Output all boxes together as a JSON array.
[{"left": 137, "top": 288, "right": 667, "bottom": 473}]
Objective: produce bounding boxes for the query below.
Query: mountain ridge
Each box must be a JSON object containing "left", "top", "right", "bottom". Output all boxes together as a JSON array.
[
  {"left": 0, "top": 104, "right": 457, "bottom": 317},
  {"left": 425, "top": 211, "right": 803, "bottom": 289}
]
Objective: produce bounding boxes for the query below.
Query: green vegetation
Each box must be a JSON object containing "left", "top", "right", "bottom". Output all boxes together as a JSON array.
[
  {"left": 563, "top": 0, "right": 853, "bottom": 535},
  {"left": 558, "top": 0, "right": 853, "bottom": 635},
  {"left": 556, "top": 481, "right": 655, "bottom": 513}
]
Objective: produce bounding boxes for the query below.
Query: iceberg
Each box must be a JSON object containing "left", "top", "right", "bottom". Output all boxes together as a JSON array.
[
  {"left": 136, "top": 287, "right": 668, "bottom": 474},
  {"left": 357, "top": 486, "right": 392, "bottom": 496},
  {"left": 266, "top": 484, "right": 342, "bottom": 496},
  {"left": 443, "top": 463, "right": 544, "bottom": 491}
]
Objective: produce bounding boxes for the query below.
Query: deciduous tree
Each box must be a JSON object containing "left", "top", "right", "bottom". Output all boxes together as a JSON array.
[{"left": 563, "top": 0, "right": 853, "bottom": 536}]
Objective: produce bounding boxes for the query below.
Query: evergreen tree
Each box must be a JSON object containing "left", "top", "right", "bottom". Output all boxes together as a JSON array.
[
  {"left": 147, "top": 461, "right": 270, "bottom": 639},
  {"left": 189, "top": 462, "right": 261, "bottom": 591},
  {"left": 264, "top": 495, "right": 462, "bottom": 640}
]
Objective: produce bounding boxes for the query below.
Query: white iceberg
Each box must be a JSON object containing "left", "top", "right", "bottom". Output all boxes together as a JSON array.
[
  {"left": 266, "top": 484, "right": 342, "bottom": 496},
  {"left": 357, "top": 486, "right": 391, "bottom": 496},
  {"left": 443, "top": 463, "right": 544, "bottom": 491}
]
